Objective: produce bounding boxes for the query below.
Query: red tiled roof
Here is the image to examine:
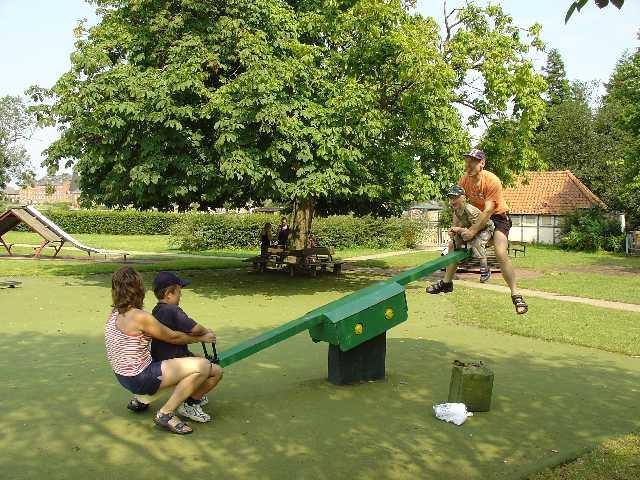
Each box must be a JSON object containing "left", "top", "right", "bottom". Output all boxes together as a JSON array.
[{"left": 503, "top": 170, "right": 606, "bottom": 215}]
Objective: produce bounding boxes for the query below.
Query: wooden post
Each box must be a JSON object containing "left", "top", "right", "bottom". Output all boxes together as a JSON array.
[
  {"left": 0, "top": 236, "right": 11, "bottom": 255},
  {"left": 328, "top": 333, "right": 386, "bottom": 385}
]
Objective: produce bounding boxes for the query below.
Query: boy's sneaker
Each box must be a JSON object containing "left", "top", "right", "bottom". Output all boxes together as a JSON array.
[
  {"left": 199, "top": 395, "right": 209, "bottom": 407},
  {"left": 426, "top": 280, "right": 453, "bottom": 294},
  {"left": 480, "top": 267, "right": 491, "bottom": 283},
  {"left": 177, "top": 402, "right": 211, "bottom": 423}
]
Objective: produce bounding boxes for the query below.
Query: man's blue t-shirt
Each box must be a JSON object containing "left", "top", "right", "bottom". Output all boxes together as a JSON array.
[{"left": 151, "top": 303, "right": 197, "bottom": 361}]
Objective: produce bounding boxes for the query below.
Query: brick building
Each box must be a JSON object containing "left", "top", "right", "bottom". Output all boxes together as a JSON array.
[{"left": 4, "top": 175, "right": 81, "bottom": 207}]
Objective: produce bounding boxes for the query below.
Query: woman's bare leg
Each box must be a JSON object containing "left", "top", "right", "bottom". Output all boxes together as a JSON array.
[{"left": 157, "top": 357, "right": 210, "bottom": 413}]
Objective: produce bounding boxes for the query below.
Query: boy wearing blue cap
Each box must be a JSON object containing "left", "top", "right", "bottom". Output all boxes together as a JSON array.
[{"left": 128, "top": 271, "right": 223, "bottom": 423}]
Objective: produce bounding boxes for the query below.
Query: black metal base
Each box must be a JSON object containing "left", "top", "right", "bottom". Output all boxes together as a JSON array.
[{"left": 327, "top": 333, "right": 386, "bottom": 385}]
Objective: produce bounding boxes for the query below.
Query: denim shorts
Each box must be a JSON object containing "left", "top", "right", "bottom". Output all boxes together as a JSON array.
[{"left": 115, "top": 361, "right": 163, "bottom": 395}]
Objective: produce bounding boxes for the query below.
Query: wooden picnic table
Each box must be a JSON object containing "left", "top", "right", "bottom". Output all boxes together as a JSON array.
[{"left": 244, "top": 246, "right": 343, "bottom": 277}]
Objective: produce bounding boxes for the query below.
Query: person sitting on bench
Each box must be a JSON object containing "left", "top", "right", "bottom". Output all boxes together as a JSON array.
[{"left": 105, "top": 267, "right": 217, "bottom": 435}]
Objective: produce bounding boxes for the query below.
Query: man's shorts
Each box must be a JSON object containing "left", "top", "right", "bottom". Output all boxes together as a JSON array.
[
  {"left": 490, "top": 213, "right": 512, "bottom": 237},
  {"left": 115, "top": 360, "right": 163, "bottom": 395}
]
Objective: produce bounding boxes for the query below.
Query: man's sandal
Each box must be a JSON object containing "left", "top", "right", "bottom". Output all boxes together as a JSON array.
[
  {"left": 154, "top": 412, "right": 193, "bottom": 435},
  {"left": 426, "top": 280, "right": 453, "bottom": 294},
  {"left": 511, "top": 294, "right": 528, "bottom": 315}
]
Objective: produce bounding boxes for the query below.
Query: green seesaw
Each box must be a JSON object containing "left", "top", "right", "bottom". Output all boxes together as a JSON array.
[{"left": 209, "top": 249, "right": 471, "bottom": 384}]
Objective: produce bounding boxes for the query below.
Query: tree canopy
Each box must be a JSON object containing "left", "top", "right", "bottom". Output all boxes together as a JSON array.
[
  {"left": 30, "top": 0, "right": 546, "bottom": 244},
  {"left": 565, "top": 0, "right": 625, "bottom": 23},
  {"left": 0, "top": 95, "right": 35, "bottom": 189},
  {"left": 601, "top": 45, "right": 640, "bottom": 227},
  {"left": 542, "top": 49, "right": 571, "bottom": 106}
]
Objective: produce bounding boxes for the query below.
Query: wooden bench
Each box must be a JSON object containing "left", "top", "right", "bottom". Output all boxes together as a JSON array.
[
  {"left": 509, "top": 241, "right": 527, "bottom": 258},
  {"left": 298, "top": 247, "right": 344, "bottom": 276},
  {"left": 244, "top": 247, "right": 343, "bottom": 276}
]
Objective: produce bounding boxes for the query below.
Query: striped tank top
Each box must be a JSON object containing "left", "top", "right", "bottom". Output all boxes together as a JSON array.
[{"left": 104, "top": 310, "right": 152, "bottom": 376}]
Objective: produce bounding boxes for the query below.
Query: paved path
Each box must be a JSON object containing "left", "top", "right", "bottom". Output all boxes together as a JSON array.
[{"left": 456, "top": 279, "right": 640, "bottom": 313}]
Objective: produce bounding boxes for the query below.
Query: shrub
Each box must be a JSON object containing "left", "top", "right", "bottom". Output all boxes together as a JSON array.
[
  {"left": 15, "top": 209, "right": 182, "bottom": 235},
  {"left": 560, "top": 207, "right": 623, "bottom": 252},
  {"left": 6, "top": 206, "right": 426, "bottom": 251},
  {"left": 170, "top": 214, "right": 424, "bottom": 251}
]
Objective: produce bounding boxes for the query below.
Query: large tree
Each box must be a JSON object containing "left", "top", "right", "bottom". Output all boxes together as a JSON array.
[
  {"left": 31, "top": 0, "right": 545, "bottom": 247},
  {"left": 0, "top": 95, "right": 35, "bottom": 189},
  {"left": 442, "top": 3, "right": 547, "bottom": 184},
  {"left": 542, "top": 49, "right": 571, "bottom": 106},
  {"left": 599, "top": 46, "right": 640, "bottom": 228},
  {"left": 533, "top": 80, "right": 625, "bottom": 209}
]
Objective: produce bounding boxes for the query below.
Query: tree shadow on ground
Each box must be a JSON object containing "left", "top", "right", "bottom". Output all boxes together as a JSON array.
[
  {"left": 5, "top": 268, "right": 385, "bottom": 303},
  {"left": 2, "top": 327, "right": 639, "bottom": 480}
]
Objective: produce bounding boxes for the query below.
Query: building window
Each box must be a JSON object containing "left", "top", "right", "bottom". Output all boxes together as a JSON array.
[
  {"left": 511, "top": 215, "right": 522, "bottom": 226},
  {"left": 523, "top": 215, "right": 537, "bottom": 226},
  {"left": 540, "top": 216, "right": 554, "bottom": 226}
]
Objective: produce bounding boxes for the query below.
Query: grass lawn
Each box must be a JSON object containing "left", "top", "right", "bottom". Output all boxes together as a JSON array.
[
  {"left": 352, "top": 250, "right": 441, "bottom": 268},
  {"left": 428, "top": 285, "right": 640, "bottom": 356},
  {"left": 530, "top": 433, "right": 640, "bottom": 480},
  {"left": 0, "top": 256, "right": 245, "bottom": 277},
  {"left": 509, "top": 245, "right": 640, "bottom": 305},
  {"left": 511, "top": 245, "right": 640, "bottom": 271},
  {"left": 518, "top": 272, "right": 640, "bottom": 305},
  {"left": 349, "top": 246, "right": 640, "bottom": 305},
  {"left": 1, "top": 266, "right": 640, "bottom": 479},
  {"left": 1, "top": 231, "right": 396, "bottom": 260}
]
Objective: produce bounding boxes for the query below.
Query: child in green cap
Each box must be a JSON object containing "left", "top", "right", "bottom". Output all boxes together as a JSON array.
[{"left": 446, "top": 185, "right": 495, "bottom": 282}]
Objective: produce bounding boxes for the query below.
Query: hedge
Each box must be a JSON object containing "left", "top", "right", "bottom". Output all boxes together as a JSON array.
[
  {"left": 169, "top": 213, "right": 424, "bottom": 250},
  {"left": 15, "top": 209, "right": 182, "bottom": 235},
  {"left": 9, "top": 208, "right": 426, "bottom": 250}
]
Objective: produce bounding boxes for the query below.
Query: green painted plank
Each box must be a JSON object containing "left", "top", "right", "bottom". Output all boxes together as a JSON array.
[
  {"left": 218, "top": 313, "right": 325, "bottom": 367},
  {"left": 390, "top": 249, "right": 471, "bottom": 286},
  {"left": 217, "top": 249, "right": 471, "bottom": 367}
]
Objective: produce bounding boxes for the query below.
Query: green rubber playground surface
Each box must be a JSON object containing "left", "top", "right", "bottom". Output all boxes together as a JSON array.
[{"left": 2, "top": 269, "right": 639, "bottom": 479}]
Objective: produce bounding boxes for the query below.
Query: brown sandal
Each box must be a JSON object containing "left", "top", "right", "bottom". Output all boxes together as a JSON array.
[
  {"left": 511, "top": 294, "right": 528, "bottom": 315},
  {"left": 154, "top": 412, "right": 193, "bottom": 435}
]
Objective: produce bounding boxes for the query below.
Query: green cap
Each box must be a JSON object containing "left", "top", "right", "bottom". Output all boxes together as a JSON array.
[{"left": 447, "top": 185, "right": 465, "bottom": 197}]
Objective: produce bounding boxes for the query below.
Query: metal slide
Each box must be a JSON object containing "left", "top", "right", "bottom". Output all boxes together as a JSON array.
[{"left": 25, "top": 206, "right": 102, "bottom": 254}]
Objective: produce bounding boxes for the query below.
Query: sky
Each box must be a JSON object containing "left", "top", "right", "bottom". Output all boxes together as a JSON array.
[{"left": 0, "top": 0, "right": 639, "bottom": 180}]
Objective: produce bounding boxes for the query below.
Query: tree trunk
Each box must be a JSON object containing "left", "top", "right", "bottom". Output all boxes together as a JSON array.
[{"left": 290, "top": 198, "right": 314, "bottom": 250}]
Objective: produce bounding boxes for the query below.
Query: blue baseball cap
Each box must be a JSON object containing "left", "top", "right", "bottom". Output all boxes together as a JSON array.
[
  {"left": 152, "top": 271, "right": 190, "bottom": 292},
  {"left": 465, "top": 149, "right": 486, "bottom": 162}
]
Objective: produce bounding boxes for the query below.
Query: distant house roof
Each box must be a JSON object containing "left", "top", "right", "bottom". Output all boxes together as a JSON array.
[
  {"left": 504, "top": 170, "right": 606, "bottom": 215},
  {"left": 35, "top": 174, "right": 72, "bottom": 187},
  {"left": 4, "top": 187, "right": 19, "bottom": 195}
]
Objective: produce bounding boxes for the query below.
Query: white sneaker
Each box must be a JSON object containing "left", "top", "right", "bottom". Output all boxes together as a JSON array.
[
  {"left": 199, "top": 395, "right": 209, "bottom": 407},
  {"left": 177, "top": 402, "right": 211, "bottom": 423}
]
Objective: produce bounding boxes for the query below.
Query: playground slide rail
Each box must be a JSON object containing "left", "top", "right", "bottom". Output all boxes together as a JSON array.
[{"left": 25, "top": 206, "right": 102, "bottom": 254}]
